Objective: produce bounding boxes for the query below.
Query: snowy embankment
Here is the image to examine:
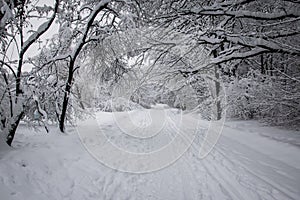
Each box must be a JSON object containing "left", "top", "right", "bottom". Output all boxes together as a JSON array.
[{"left": 0, "top": 106, "right": 300, "bottom": 200}]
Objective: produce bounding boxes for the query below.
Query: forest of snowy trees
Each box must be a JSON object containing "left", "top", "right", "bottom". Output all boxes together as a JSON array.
[{"left": 0, "top": 0, "right": 299, "bottom": 146}]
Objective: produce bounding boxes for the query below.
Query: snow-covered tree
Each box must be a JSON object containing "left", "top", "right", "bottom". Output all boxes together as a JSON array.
[
  {"left": 0, "top": 0, "right": 59, "bottom": 145},
  {"left": 136, "top": 0, "right": 299, "bottom": 121}
]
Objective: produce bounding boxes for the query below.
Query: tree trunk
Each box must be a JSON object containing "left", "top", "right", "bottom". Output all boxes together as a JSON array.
[
  {"left": 59, "top": 59, "right": 75, "bottom": 132},
  {"left": 212, "top": 49, "right": 222, "bottom": 120},
  {"left": 261, "top": 54, "right": 265, "bottom": 74},
  {"left": 214, "top": 65, "right": 222, "bottom": 120},
  {"left": 58, "top": 2, "right": 109, "bottom": 132},
  {"left": 270, "top": 54, "right": 273, "bottom": 76},
  {"left": 6, "top": 111, "right": 24, "bottom": 146}
]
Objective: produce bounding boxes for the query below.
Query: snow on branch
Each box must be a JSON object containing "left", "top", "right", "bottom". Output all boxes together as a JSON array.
[
  {"left": 181, "top": 47, "right": 267, "bottom": 74},
  {"left": 71, "top": 0, "right": 111, "bottom": 60},
  {"left": 173, "top": 0, "right": 300, "bottom": 21},
  {"left": 210, "top": 47, "right": 267, "bottom": 65},
  {"left": 224, "top": 35, "right": 300, "bottom": 55},
  {"left": 0, "top": 1, "right": 13, "bottom": 28},
  {"left": 193, "top": 10, "right": 300, "bottom": 20},
  {"left": 21, "top": 0, "right": 59, "bottom": 55}
]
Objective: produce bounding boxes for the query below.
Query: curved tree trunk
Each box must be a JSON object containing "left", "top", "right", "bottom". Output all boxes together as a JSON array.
[{"left": 6, "top": 111, "right": 24, "bottom": 146}]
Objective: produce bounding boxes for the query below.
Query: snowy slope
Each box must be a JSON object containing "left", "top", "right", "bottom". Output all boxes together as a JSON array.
[{"left": 0, "top": 106, "right": 299, "bottom": 200}]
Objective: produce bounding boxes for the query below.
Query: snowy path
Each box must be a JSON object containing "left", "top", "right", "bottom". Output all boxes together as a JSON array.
[{"left": 0, "top": 107, "right": 300, "bottom": 200}]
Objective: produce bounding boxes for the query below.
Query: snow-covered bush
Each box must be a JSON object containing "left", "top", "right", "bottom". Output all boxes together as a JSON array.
[
  {"left": 98, "top": 97, "right": 143, "bottom": 112},
  {"left": 226, "top": 75, "right": 257, "bottom": 119},
  {"left": 226, "top": 70, "right": 300, "bottom": 127}
]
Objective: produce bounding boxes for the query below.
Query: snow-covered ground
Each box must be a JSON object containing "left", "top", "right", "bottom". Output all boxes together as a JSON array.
[{"left": 0, "top": 106, "right": 300, "bottom": 200}]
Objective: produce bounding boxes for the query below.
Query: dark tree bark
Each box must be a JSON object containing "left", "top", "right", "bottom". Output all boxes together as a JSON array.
[
  {"left": 58, "top": 2, "right": 108, "bottom": 132},
  {"left": 6, "top": 111, "right": 24, "bottom": 146},
  {"left": 59, "top": 59, "right": 75, "bottom": 132},
  {"left": 261, "top": 54, "right": 265, "bottom": 74},
  {"left": 212, "top": 49, "right": 222, "bottom": 120}
]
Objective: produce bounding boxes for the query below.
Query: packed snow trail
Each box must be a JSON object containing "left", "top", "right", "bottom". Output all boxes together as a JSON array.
[{"left": 0, "top": 106, "right": 300, "bottom": 200}]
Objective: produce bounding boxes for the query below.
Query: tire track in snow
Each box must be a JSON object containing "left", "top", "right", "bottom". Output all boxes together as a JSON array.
[
  {"left": 188, "top": 126, "right": 299, "bottom": 200},
  {"left": 166, "top": 113, "right": 299, "bottom": 200},
  {"left": 78, "top": 109, "right": 299, "bottom": 199},
  {"left": 167, "top": 118, "right": 246, "bottom": 200}
]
